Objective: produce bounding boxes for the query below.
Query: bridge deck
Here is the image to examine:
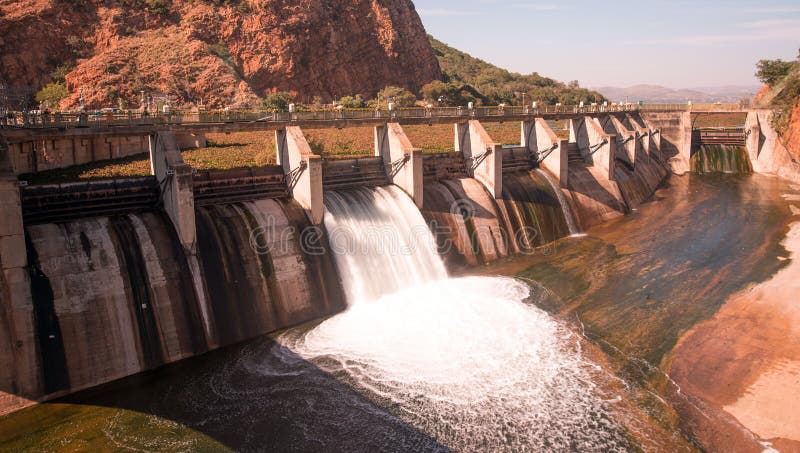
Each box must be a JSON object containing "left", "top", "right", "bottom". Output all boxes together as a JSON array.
[{"left": 0, "top": 106, "right": 693, "bottom": 143}]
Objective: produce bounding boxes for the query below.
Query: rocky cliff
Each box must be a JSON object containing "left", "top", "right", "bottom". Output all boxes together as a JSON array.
[{"left": 0, "top": 0, "right": 441, "bottom": 109}]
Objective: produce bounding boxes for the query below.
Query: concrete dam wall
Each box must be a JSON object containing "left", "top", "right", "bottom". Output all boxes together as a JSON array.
[
  {"left": 0, "top": 111, "right": 709, "bottom": 413},
  {"left": 3, "top": 196, "right": 344, "bottom": 409}
]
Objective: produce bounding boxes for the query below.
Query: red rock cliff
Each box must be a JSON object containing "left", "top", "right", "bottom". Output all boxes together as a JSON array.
[{"left": 0, "top": 0, "right": 441, "bottom": 108}]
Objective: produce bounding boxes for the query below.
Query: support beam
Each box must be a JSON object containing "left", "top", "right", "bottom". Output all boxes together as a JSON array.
[
  {"left": 522, "top": 119, "right": 569, "bottom": 187},
  {"left": 456, "top": 120, "right": 503, "bottom": 198},
  {"left": 626, "top": 113, "right": 655, "bottom": 159},
  {"left": 375, "top": 123, "right": 423, "bottom": 208},
  {"left": 276, "top": 127, "right": 323, "bottom": 225},
  {"left": 639, "top": 111, "right": 690, "bottom": 174},
  {"left": 0, "top": 135, "right": 40, "bottom": 401},
  {"left": 149, "top": 132, "right": 197, "bottom": 253},
  {"left": 610, "top": 116, "right": 640, "bottom": 168},
  {"left": 584, "top": 117, "right": 617, "bottom": 181}
]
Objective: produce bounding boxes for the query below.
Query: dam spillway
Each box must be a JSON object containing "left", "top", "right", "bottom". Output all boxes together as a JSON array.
[{"left": 284, "top": 183, "right": 632, "bottom": 451}]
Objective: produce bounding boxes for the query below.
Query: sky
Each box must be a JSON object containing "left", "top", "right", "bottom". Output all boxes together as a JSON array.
[{"left": 413, "top": 0, "right": 800, "bottom": 89}]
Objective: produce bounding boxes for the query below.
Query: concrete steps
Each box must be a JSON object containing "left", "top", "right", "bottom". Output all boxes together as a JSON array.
[
  {"left": 567, "top": 142, "right": 584, "bottom": 163},
  {"left": 502, "top": 148, "right": 533, "bottom": 173}
]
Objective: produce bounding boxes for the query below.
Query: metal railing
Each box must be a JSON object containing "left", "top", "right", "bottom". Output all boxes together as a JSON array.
[{"left": 0, "top": 103, "right": 744, "bottom": 130}]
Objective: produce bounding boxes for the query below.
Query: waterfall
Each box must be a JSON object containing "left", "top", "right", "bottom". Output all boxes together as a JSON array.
[
  {"left": 536, "top": 168, "right": 581, "bottom": 236},
  {"left": 324, "top": 185, "right": 447, "bottom": 304}
]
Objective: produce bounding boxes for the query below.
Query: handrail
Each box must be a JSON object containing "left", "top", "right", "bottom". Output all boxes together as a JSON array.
[{"left": 0, "top": 103, "right": 746, "bottom": 131}]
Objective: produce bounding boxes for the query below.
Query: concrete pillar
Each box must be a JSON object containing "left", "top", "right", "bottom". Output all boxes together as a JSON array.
[
  {"left": 276, "top": 127, "right": 323, "bottom": 225},
  {"left": 456, "top": 120, "right": 503, "bottom": 198},
  {"left": 522, "top": 119, "right": 569, "bottom": 187},
  {"left": 375, "top": 123, "right": 423, "bottom": 208},
  {"left": 626, "top": 113, "right": 654, "bottom": 159},
  {"left": 149, "top": 132, "right": 197, "bottom": 253},
  {"left": 175, "top": 132, "right": 207, "bottom": 150},
  {"left": 584, "top": 117, "right": 617, "bottom": 181},
  {"left": 0, "top": 135, "right": 40, "bottom": 401},
  {"left": 610, "top": 116, "right": 641, "bottom": 168}
]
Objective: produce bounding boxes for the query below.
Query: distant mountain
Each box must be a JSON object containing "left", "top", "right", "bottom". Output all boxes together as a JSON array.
[{"left": 593, "top": 84, "right": 760, "bottom": 104}]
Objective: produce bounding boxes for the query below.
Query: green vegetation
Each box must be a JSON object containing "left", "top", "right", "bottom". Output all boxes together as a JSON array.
[
  {"left": 260, "top": 91, "right": 295, "bottom": 111},
  {"left": 35, "top": 83, "right": 69, "bottom": 108},
  {"left": 337, "top": 95, "right": 366, "bottom": 108},
  {"left": 428, "top": 36, "right": 604, "bottom": 106},
  {"left": 34, "top": 64, "right": 74, "bottom": 108},
  {"left": 756, "top": 51, "right": 800, "bottom": 133},
  {"left": 756, "top": 58, "right": 796, "bottom": 85},
  {"left": 367, "top": 86, "right": 418, "bottom": 109}
]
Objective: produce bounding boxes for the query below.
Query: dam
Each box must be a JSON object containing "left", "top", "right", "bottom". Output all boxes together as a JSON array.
[{"left": 0, "top": 105, "right": 799, "bottom": 450}]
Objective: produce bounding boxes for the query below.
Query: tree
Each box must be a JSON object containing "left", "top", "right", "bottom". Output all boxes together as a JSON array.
[
  {"left": 35, "top": 83, "right": 69, "bottom": 108},
  {"left": 338, "top": 94, "right": 365, "bottom": 108},
  {"left": 260, "top": 91, "right": 294, "bottom": 111},
  {"left": 756, "top": 59, "right": 795, "bottom": 85},
  {"left": 420, "top": 80, "right": 475, "bottom": 106},
  {"left": 368, "top": 86, "right": 417, "bottom": 109}
]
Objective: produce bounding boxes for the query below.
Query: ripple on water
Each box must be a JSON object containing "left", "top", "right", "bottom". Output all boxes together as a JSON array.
[{"left": 275, "top": 276, "right": 633, "bottom": 452}]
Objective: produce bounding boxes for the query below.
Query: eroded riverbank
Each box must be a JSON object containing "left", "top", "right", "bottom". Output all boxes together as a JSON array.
[{"left": 480, "top": 173, "right": 798, "bottom": 451}]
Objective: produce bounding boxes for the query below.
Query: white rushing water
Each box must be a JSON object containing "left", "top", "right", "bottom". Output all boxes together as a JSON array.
[
  {"left": 324, "top": 186, "right": 448, "bottom": 303},
  {"left": 278, "top": 186, "right": 628, "bottom": 450},
  {"left": 281, "top": 277, "right": 628, "bottom": 451}
]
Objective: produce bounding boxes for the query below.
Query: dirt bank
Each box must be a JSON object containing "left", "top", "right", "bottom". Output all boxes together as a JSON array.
[{"left": 669, "top": 191, "right": 800, "bottom": 452}]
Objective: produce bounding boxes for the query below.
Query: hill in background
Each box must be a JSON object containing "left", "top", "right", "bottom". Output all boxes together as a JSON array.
[
  {"left": 428, "top": 36, "right": 603, "bottom": 106},
  {"left": 594, "top": 84, "right": 759, "bottom": 104}
]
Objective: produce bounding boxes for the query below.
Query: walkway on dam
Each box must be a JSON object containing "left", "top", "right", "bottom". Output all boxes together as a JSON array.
[{"left": 0, "top": 104, "right": 742, "bottom": 142}]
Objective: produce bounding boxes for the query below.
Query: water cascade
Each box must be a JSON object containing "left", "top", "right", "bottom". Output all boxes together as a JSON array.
[
  {"left": 691, "top": 144, "right": 754, "bottom": 174},
  {"left": 279, "top": 184, "right": 632, "bottom": 451},
  {"left": 323, "top": 186, "right": 447, "bottom": 303},
  {"left": 496, "top": 169, "right": 573, "bottom": 251},
  {"left": 538, "top": 168, "right": 581, "bottom": 235}
]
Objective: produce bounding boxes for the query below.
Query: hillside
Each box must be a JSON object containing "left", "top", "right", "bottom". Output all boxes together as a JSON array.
[
  {"left": 755, "top": 57, "right": 800, "bottom": 158},
  {"left": 594, "top": 84, "right": 758, "bottom": 104},
  {"left": 428, "top": 36, "right": 603, "bottom": 106},
  {"left": 0, "top": 0, "right": 440, "bottom": 109}
]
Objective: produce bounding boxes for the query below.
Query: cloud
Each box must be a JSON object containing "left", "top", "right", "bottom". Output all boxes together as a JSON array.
[{"left": 625, "top": 20, "right": 800, "bottom": 45}]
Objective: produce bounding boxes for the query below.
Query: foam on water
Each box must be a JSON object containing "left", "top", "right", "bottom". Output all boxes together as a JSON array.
[{"left": 279, "top": 276, "right": 630, "bottom": 451}]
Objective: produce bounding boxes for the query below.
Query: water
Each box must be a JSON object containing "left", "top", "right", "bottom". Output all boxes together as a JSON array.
[
  {"left": 297, "top": 185, "right": 629, "bottom": 450},
  {"left": 279, "top": 277, "right": 631, "bottom": 451},
  {"left": 6, "top": 176, "right": 791, "bottom": 451},
  {"left": 324, "top": 185, "right": 448, "bottom": 303},
  {"left": 537, "top": 168, "right": 581, "bottom": 235}
]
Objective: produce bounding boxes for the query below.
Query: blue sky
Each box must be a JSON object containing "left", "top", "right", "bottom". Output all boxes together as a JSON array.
[{"left": 414, "top": 0, "right": 799, "bottom": 89}]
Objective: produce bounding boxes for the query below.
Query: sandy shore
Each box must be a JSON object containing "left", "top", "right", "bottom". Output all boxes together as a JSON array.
[{"left": 669, "top": 200, "right": 800, "bottom": 451}]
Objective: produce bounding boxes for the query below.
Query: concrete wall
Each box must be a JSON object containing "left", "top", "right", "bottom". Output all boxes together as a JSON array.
[
  {"left": 0, "top": 136, "right": 40, "bottom": 412},
  {"left": 522, "top": 119, "right": 569, "bottom": 187},
  {"left": 640, "top": 111, "right": 691, "bottom": 175},
  {"left": 149, "top": 132, "right": 197, "bottom": 254},
  {"left": 6, "top": 133, "right": 206, "bottom": 176},
  {"left": 745, "top": 110, "right": 800, "bottom": 182},
  {"left": 610, "top": 116, "right": 641, "bottom": 168},
  {"left": 276, "top": 127, "right": 323, "bottom": 225},
  {"left": 456, "top": 120, "right": 503, "bottom": 198},
  {"left": 626, "top": 114, "right": 656, "bottom": 159},
  {"left": 583, "top": 117, "right": 617, "bottom": 181},
  {"left": 375, "top": 123, "right": 423, "bottom": 208},
  {"left": 8, "top": 136, "right": 149, "bottom": 176}
]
